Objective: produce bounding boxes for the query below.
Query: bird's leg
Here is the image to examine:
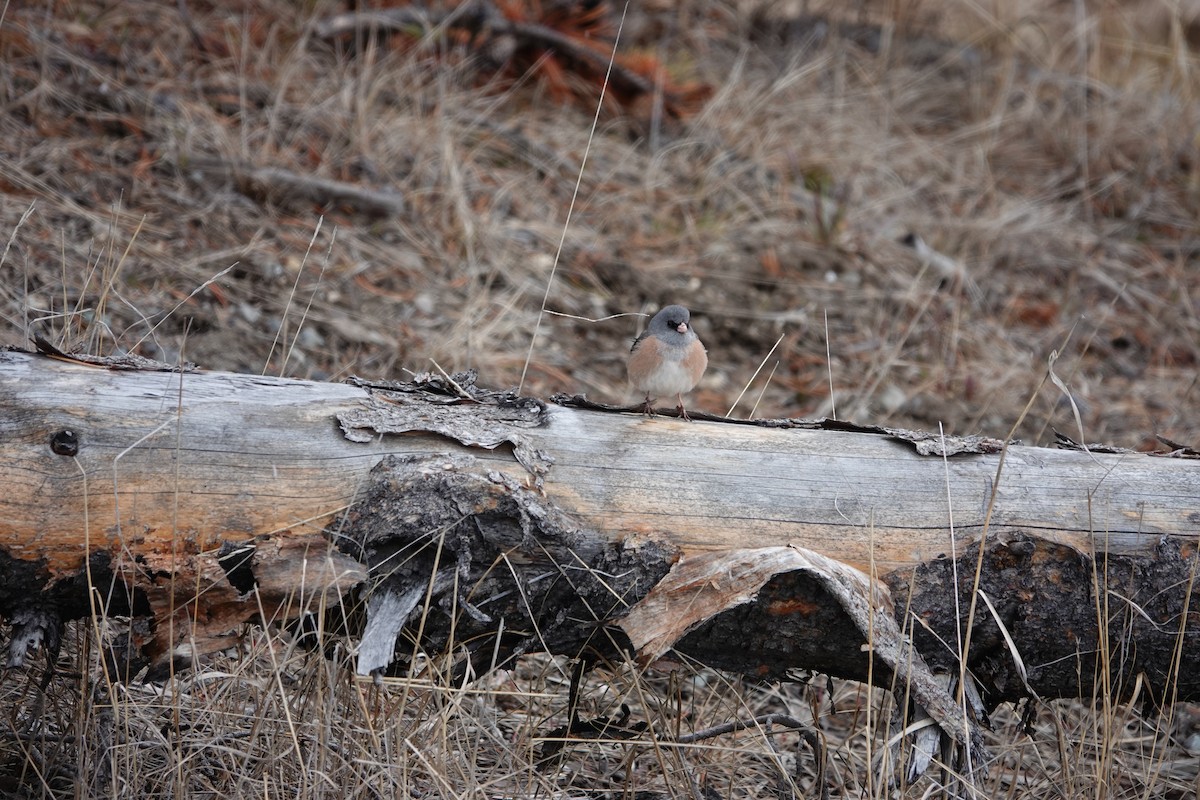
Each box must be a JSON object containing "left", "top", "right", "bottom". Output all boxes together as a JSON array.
[
  {"left": 675, "top": 393, "right": 692, "bottom": 421},
  {"left": 640, "top": 394, "right": 656, "bottom": 416}
]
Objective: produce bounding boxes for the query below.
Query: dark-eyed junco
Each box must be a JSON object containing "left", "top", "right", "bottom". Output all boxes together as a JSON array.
[{"left": 626, "top": 304, "right": 708, "bottom": 420}]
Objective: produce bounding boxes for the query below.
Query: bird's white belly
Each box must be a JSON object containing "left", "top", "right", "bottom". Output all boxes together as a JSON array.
[{"left": 637, "top": 356, "right": 697, "bottom": 396}]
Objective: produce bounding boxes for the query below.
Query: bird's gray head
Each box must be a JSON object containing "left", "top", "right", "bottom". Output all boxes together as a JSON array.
[{"left": 649, "top": 305, "right": 694, "bottom": 340}]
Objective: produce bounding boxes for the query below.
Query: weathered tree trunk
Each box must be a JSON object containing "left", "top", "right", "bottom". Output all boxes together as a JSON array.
[{"left": 1, "top": 348, "right": 1197, "bottom": 755}]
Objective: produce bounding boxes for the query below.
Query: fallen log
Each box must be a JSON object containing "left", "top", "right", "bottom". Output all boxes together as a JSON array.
[{"left": 1, "top": 347, "right": 1198, "bottom": 773}]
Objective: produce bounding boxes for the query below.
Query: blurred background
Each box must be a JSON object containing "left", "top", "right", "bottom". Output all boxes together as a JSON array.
[{"left": 3, "top": 0, "right": 1198, "bottom": 447}]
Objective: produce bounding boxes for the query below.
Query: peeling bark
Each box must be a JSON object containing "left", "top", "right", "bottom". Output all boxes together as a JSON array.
[{"left": 1, "top": 347, "right": 1198, "bottom": 773}]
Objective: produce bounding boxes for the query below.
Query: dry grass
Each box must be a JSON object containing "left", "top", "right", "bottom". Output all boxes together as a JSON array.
[
  {"left": 3, "top": 628, "right": 1197, "bottom": 798},
  {"left": 2, "top": 0, "right": 1200, "bottom": 797}
]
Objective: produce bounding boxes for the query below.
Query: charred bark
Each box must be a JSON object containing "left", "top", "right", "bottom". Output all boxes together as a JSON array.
[
  {"left": 0, "top": 347, "right": 1197, "bottom": 730},
  {"left": 889, "top": 533, "right": 1200, "bottom": 707}
]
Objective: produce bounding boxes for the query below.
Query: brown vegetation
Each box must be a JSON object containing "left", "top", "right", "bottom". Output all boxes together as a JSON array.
[{"left": 1, "top": 0, "right": 1198, "bottom": 797}]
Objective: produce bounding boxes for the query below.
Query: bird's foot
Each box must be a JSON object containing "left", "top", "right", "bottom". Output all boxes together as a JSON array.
[
  {"left": 675, "top": 395, "right": 692, "bottom": 421},
  {"left": 640, "top": 397, "right": 656, "bottom": 416}
]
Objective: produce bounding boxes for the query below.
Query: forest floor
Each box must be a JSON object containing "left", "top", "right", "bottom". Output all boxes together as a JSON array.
[{"left": 2, "top": 0, "right": 1199, "bottom": 797}]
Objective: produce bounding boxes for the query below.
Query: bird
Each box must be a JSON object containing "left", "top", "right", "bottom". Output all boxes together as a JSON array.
[{"left": 626, "top": 304, "right": 708, "bottom": 420}]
